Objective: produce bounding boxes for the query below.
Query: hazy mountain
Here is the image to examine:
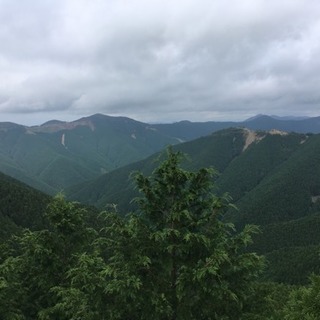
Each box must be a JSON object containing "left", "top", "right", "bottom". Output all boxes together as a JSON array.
[
  {"left": 152, "top": 120, "right": 236, "bottom": 141},
  {"left": 2, "top": 113, "right": 320, "bottom": 195},
  {"left": 0, "top": 114, "right": 180, "bottom": 193},
  {"left": 245, "top": 114, "right": 310, "bottom": 121},
  {"left": 269, "top": 115, "right": 310, "bottom": 121},
  {"left": 242, "top": 114, "right": 320, "bottom": 133},
  {"left": 152, "top": 114, "right": 320, "bottom": 142}
]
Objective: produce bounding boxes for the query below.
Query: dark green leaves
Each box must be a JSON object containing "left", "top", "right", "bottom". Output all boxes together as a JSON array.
[{"left": 0, "top": 149, "right": 264, "bottom": 319}]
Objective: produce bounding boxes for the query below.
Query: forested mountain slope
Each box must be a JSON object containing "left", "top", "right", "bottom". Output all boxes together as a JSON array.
[
  {"left": 228, "top": 133, "right": 320, "bottom": 227},
  {"left": 0, "top": 172, "right": 51, "bottom": 240},
  {"left": 66, "top": 127, "right": 248, "bottom": 208},
  {"left": 67, "top": 128, "right": 320, "bottom": 284},
  {"left": 0, "top": 114, "right": 180, "bottom": 193},
  {"left": 68, "top": 128, "right": 309, "bottom": 214},
  {"left": 2, "top": 113, "right": 320, "bottom": 195}
]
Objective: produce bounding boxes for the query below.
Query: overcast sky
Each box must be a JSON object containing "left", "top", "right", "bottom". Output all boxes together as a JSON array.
[{"left": 0, "top": 0, "right": 320, "bottom": 125}]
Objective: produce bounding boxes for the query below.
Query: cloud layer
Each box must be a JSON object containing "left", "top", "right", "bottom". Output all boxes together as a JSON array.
[{"left": 1, "top": 0, "right": 320, "bottom": 124}]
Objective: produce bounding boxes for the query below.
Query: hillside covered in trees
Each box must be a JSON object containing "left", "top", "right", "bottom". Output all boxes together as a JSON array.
[
  {"left": 65, "top": 128, "right": 320, "bottom": 285},
  {"left": 0, "top": 172, "right": 52, "bottom": 240},
  {"left": 2, "top": 120, "right": 320, "bottom": 318},
  {"left": 2, "top": 113, "right": 320, "bottom": 195},
  {"left": 1, "top": 150, "right": 320, "bottom": 319}
]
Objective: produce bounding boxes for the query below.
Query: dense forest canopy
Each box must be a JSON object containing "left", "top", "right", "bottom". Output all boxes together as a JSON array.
[{"left": 0, "top": 149, "right": 320, "bottom": 319}]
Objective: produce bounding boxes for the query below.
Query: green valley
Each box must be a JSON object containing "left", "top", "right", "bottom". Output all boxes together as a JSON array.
[
  {"left": 67, "top": 127, "right": 320, "bottom": 286},
  {"left": 2, "top": 113, "right": 320, "bottom": 195},
  {"left": 2, "top": 114, "right": 320, "bottom": 318}
]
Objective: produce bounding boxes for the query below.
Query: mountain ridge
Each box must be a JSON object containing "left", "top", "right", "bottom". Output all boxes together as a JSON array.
[
  {"left": 1, "top": 121, "right": 320, "bottom": 285},
  {"left": 1, "top": 113, "right": 320, "bottom": 195},
  {"left": 65, "top": 126, "right": 320, "bottom": 283},
  {"left": 66, "top": 127, "right": 309, "bottom": 210}
]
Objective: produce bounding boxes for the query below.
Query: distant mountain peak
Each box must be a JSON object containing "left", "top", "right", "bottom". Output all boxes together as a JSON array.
[
  {"left": 40, "top": 120, "right": 66, "bottom": 126},
  {"left": 245, "top": 114, "right": 310, "bottom": 122},
  {"left": 269, "top": 115, "right": 310, "bottom": 121},
  {"left": 178, "top": 120, "right": 192, "bottom": 124},
  {"left": 244, "top": 114, "right": 273, "bottom": 122},
  {"left": 0, "top": 122, "right": 25, "bottom": 131},
  {"left": 84, "top": 113, "right": 109, "bottom": 121}
]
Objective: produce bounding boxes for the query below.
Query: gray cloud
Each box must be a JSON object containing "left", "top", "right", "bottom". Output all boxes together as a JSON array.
[{"left": 0, "top": 0, "right": 320, "bottom": 125}]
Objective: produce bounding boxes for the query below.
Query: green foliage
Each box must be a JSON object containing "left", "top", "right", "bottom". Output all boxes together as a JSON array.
[
  {"left": 231, "top": 134, "right": 320, "bottom": 228},
  {"left": 0, "top": 172, "right": 51, "bottom": 240},
  {"left": 217, "top": 133, "right": 303, "bottom": 203},
  {"left": 250, "top": 213, "right": 320, "bottom": 254},
  {"left": 175, "top": 127, "right": 246, "bottom": 172},
  {"left": 0, "top": 194, "right": 98, "bottom": 319},
  {"left": 90, "top": 149, "right": 263, "bottom": 319},
  {"left": 248, "top": 213, "right": 320, "bottom": 285},
  {"left": 67, "top": 129, "right": 320, "bottom": 286},
  {"left": 242, "top": 281, "right": 294, "bottom": 320},
  {"left": 68, "top": 128, "right": 311, "bottom": 223},
  {"left": 0, "top": 149, "right": 264, "bottom": 319},
  {"left": 284, "top": 274, "right": 320, "bottom": 319},
  {"left": 263, "top": 246, "right": 320, "bottom": 285},
  {"left": 67, "top": 127, "right": 249, "bottom": 210}
]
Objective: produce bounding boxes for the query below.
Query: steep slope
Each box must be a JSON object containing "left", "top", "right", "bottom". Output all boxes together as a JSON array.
[
  {"left": 66, "top": 127, "right": 320, "bottom": 284},
  {"left": 67, "top": 128, "right": 306, "bottom": 213},
  {"left": 230, "top": 133, "right": 320, "bottom": 228},
  {"left": 247, "top": 213, "right": 320, "bottom": 284},
  {"left": 216, "top": 130, "right": 306, "bottom": 203},
  {"left": 0, "top": 172, "right": 52, "bottom": 240},
  {"left": 2, "top": 113, "right": 320, "bottom": 195},
  {"left": 66, "top": 128, "right": 247, "bottom": 209},
  {"left": 0, "top": 114, "right": 180, "bottom": 193}
]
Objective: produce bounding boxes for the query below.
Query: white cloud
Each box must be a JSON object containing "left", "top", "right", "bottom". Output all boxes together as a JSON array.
[{"left": 0, "top": 0, "right": 320, "bottom": 125}]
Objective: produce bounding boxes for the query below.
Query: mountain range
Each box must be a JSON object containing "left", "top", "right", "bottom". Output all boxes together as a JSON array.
[
  {"left": 2, "top": 113, "right": 320, "bottom": 284},
  {"left": 67, "top": 126, "right": 320, "bottom": 221},
  {"left": 0, "top": 114, "right": 179, "bottom": 193},
  {"left": 1, "top": 113, "right": 320, "bottom": 194},
  {"left": 66, "top": 126, "right": 320, "bottom": 284}
]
